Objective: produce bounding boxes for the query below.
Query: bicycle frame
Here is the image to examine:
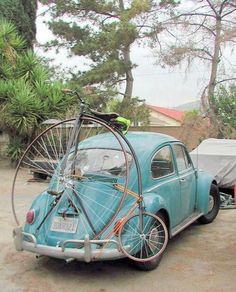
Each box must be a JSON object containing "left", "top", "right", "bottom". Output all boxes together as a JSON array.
[
  {"left": 12, "top": 91, "right": 169, "bottom": 263},
  {"left": 51, "top": 93, "right": 145, "bottom": 240}
]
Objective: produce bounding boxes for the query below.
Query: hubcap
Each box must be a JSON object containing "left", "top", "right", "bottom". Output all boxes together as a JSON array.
[{"left": 208, "top": 195, "right": 214, "bottom": 212}]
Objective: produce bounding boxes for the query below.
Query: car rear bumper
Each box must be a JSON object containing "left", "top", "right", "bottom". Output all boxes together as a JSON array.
[{"left": 13, "top": 226, "right": 128, "bottom": 263}]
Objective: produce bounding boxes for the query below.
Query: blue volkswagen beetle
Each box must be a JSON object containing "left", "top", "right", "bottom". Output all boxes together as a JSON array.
[{"left": 13, "top": 131, "right": 220, "bottom": 271}]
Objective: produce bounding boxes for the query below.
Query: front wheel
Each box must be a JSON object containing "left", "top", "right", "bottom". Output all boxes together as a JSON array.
[
  {"left": 11, "top": 117, "right": 130, "bottom": 238},
  {"left": 198, "top": 184, "right": 220, "bottom": 224}
]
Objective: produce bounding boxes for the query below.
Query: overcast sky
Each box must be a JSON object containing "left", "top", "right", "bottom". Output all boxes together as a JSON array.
[{"left": 35, "top": 3, "right": 219, "bottom": 108}]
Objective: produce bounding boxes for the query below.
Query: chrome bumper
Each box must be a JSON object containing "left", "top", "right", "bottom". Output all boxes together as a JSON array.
[{"left": 13, "top": 226, "right": 128, "bottom": 263}]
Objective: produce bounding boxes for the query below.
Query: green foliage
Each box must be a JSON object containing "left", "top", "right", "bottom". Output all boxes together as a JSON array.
[
  {"left": 44, "top": 2, "right": 138, "bottom": 96},
  {"left": 39, "top": 0, "right": 175, "bottom": 99},
  {"left": 151, "top": 0, "right": 236, "bottom": 116},
  {"left": 0, "top": 18, "right": 26, "bottom": 74},
  {"left": 180, "top": 109, "right": 210, "bottom": 150},
  {"left": 0, "top": 19, "right": 77, "bottom": 162},
  {"left": 3, "top": 79, "right": 40, "bottom": 135},
  {"left": 0, "top": 0, "right": 37, "bottom": 49},
  {"left": 183, "top": 109, "right": 200, "bottom": 120},
  {"left": 6, "top": 137, "right": 25, "bottom": 164},
  {"left": 108, "top": 97, "right": 149, "bottom": 126},
  {"left": 212, "top": 85, "right": 236, "bottom": 138}
]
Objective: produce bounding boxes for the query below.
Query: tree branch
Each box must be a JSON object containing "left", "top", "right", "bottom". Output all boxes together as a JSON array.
[
  {"left": 222, "top": 8, "right": 236, "bottom": 18},
  {"left": 180, "top": 16, "right": 216, "bottom": 37},
  {"left": 117, "top": 91, "right": 125, "bottom": 96},
  {"left": 36, "top": 6, "right": 53, "bottom": 18},
  {"left": 219, "top": 0, "right": 229, "bottom": 15},
  {"left": 215, "top": 77, "right": 236, "bottom": 85},
  {"left": 192, "top": 47, "right": 213, "bottom": 59},
  {"left": 176, "top": 12, "right": 216, "bottom": 19},
  {"left": 221, "top": 19, "right": 236, "bottom": 25},
  {"left": 206, "top": 0, "right": 218, "bottom": 16},
  {"left": 190, "top": 49, "right": 212, "bottom": 61},
  {"left": 183, "top": 20, "right": 216, "bottom": 36}
]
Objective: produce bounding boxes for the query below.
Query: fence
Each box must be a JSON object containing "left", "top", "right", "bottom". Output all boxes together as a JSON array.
[
  {"left": 130, "top": 126, "right": 202, "bottom": 150},
  {"left": 0, "top": 125, "right": 202, "bottom": 158}
]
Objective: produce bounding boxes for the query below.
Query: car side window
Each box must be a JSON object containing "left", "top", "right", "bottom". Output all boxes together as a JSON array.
[
  {"left": 173, "top": 144, "right": 192, "bottom": 172},
  {"left": 151, "top": 145, "right": 174, "bottom": 178}
]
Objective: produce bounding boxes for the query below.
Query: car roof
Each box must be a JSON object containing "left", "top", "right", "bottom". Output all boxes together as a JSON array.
[{"left": 80, "top": 131, "right": 179, "bottom": 157}]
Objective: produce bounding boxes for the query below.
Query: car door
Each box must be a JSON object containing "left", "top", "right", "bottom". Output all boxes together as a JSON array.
[
  {"left": 148, "top": 145, "right": 182, "bottom": 227},
  {"left": 172, "top": 144, "right": 197, "bottom": 221}
]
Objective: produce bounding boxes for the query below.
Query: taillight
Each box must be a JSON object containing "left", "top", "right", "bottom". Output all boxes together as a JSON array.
[
  {"left": 113, "top": 218, "right": 124, "bottom": 236},
  {"left": 26, "top": 209, "right": 35, "bottom": 224}
]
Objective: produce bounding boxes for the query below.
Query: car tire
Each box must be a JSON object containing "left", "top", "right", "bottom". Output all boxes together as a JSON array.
[
  {"left": 130, "top": 254, "right": 163, "bottom": 271},
  {"left": 131, "top": 213, "right": 168, "bottom": 271},
  {"left": 198, "top": 184, "right": 220, "bottom": 224}
]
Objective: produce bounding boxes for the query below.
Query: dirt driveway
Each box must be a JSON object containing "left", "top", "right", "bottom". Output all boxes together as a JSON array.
[{"left": 0, "top": 159, "right": 235, "bottom": 292}]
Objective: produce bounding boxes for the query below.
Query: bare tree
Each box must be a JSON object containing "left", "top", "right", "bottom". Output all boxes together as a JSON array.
[{"left": 153, "top": 0, "right": 236, "bottom": 123}]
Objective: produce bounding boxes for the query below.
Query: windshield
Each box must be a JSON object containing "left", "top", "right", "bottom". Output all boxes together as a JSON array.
[{"left": 66, "top": 148, "right": 132, "bottom": 177}]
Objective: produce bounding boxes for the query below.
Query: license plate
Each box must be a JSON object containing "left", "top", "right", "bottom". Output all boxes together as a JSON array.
[{"left": 50, "top": 216, "right": 78, "bottom": 233}]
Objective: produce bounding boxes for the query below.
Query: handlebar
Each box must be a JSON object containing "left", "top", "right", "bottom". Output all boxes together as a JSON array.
[
  {"left": 61, "top": 89, "right": 89, "bottom": 106},
  {"left": 62, "top": 88, "right": 130, "bottom": 134}
]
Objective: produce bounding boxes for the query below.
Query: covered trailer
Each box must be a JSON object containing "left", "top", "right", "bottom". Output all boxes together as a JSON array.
[
  {"left": 190, "top": 138, "right": 236, "bottom": 189},
  {"left": 190, "top": 138, "right": 236, "bottom": 208}
]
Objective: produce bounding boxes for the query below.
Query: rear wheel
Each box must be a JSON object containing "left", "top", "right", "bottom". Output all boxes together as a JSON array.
[
  {"left": 198, "top": 184, "right": 220, "bottom": 224},
  {"left": 130, "top": 250, "right": 163, "bottom": 271},
  {"left": 119, "top": 212, "right": 168, "bottom": 270},
  {"left": 130, "top": 213, "right": 168, "bottom": 271}
]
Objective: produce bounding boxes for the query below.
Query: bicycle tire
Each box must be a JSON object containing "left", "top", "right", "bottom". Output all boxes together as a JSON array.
[
  {"left": 11, "top": 116, "right": 130, "bottom": 240},
  {"left": 118, "top": 212, "right": 168, "bottom": 262}
]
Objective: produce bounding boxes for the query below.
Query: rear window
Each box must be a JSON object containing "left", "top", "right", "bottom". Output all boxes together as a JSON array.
[{"left": 66, "top": 148, "right": 132, "bottom": 177}]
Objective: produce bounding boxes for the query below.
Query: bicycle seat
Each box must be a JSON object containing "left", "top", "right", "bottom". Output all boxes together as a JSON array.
[{"left": 90, "top": 110, "right": 119, "bottom": 122}]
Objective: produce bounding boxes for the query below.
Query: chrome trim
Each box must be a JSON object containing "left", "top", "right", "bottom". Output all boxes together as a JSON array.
[
  {"left": 178, "top": 170, "right": 195, "bottom": 179},
  {"left": 61, "top": 238, "right": 119, "bottom": 252},
  {"left": 171, "top": 212, "right": 203, "bottom": 237},
  {"left": 146, "top": 170, "right": 196, "bottom": 193},
  {"left": 146, "top": 176, "right": 179, "bottom": 193},
  {"left": 13, "top": 227, "right": 128, "bottom": 262}
]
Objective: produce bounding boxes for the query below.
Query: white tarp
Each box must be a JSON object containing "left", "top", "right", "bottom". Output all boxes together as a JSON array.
[{"left": 190, "top": 138, "right": 236, "bottom": 188}]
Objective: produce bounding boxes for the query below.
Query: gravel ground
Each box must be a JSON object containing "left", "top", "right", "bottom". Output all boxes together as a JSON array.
[{"left": 0, "top": 158, "right": 236, "bottom": 292}]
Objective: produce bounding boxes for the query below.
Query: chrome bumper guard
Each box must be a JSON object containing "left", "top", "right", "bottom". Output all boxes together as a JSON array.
[{"left": 13, "top": 226, "right": 128, "bottom": 263}]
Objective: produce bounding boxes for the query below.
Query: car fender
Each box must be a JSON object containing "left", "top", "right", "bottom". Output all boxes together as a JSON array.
[
  {"left": 24, "top": 191, "right": 53, "bottom": 233},
  {"left": 143, "top": 192, "right": 170, "bottom": 217},
  {"left": 196, "top": 170, "right": 215, "bottom": 214}
]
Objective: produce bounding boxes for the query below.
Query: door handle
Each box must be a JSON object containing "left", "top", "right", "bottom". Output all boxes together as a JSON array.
[{"left": 180, "top": 178, "right": 185, "bottom": 182}]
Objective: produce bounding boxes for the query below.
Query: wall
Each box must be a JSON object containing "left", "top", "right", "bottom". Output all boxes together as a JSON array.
[
  {"left": 149, "top": 111, "right": 181, "bottom": 127},
  {"left": 0, "top": 125, "right": 203, "bottom": 158},
  {"left": 130, "top": 126, "right": 202, "bottom": 151}
]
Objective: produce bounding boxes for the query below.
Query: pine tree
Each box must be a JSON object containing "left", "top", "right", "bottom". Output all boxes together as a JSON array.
[
  {"left": 0, "top": 0, "right": 37, "bottom": 49},
  {"left": 39, "top": 0, "right": 177, "bottom": 100}
]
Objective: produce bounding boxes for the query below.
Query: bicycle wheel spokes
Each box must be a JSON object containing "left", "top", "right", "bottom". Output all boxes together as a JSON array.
[
  {"left": 11, "top": 119, "right": 75, "bottom": 225},
  {"left": 118, "top": 212, "right": 168, "bottom": 262},
  {"left": 56, "top": 116, "right": 132, "bottom": 238},
  {"left": 12, "top": 116, "right": 131, "bottom": 240}
]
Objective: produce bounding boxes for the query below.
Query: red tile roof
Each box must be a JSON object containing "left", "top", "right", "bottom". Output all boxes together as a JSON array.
[{"left": 147, "top": 105, "right": 184, "bottom": 121}]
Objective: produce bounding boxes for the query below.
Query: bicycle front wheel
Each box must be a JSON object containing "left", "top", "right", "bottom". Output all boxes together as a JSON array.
[{"left": 12, "top": 116, "right": 131, "bottom": 240}]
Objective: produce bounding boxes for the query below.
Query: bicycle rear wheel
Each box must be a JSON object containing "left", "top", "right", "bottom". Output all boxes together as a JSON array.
[
  {"left": 12, "top": 116, "right": 130, "bottom": 240},
  {"left": 118, "top": 212, "right": 168, "bottom": 262}
]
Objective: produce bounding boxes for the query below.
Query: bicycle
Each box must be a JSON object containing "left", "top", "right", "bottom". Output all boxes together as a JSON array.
[{"left": 12, "top": 90, "right": 168, "bottom": 263}]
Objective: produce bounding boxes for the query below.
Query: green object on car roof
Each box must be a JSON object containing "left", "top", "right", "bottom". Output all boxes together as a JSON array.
[{"left": 114, "top": 116, "right": 131, "bottom": 135}]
